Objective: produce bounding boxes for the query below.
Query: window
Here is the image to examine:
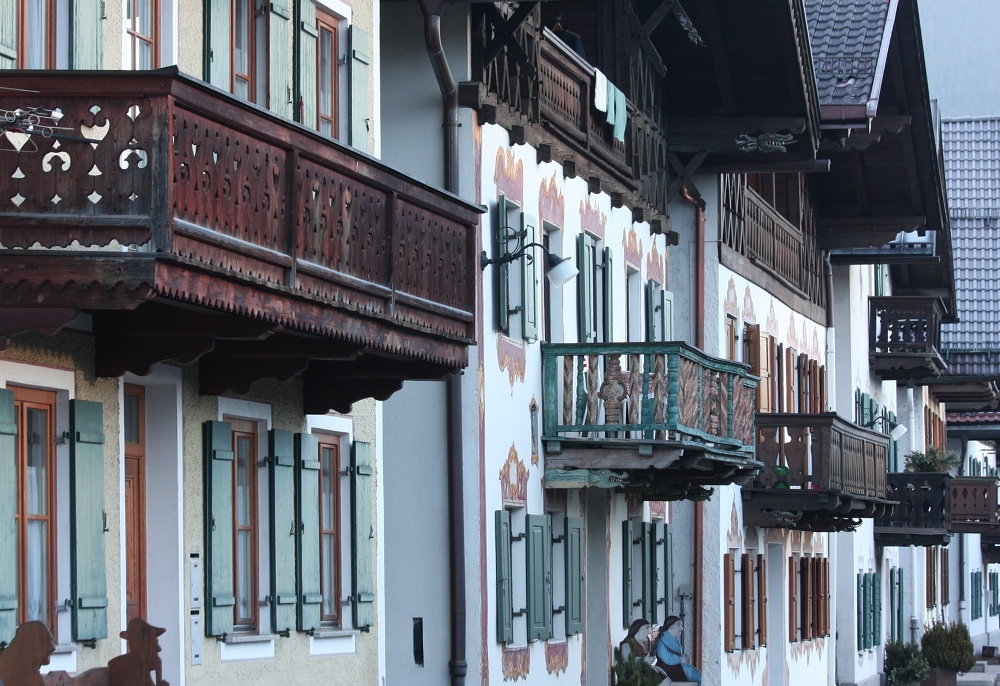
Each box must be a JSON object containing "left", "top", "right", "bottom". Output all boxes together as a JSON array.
[
  {"left": 525, "top": 514, "right": 552, "bottom": 641},
  {"left": 746, "top": 325, "right": 776, "bottom": 412},
  {"left": 926, "top": 547, "right": 939, "bottom": 608},
  {"left": 725, "top": 551, "right": 767, "bottom": 651},
  {"left": 626, "top": 267, "right": 642, "bottom": 342},
  {"left": 124, "top": 385, "right": 147, "bottom": 623},
  {"left": 317, "top": 434, "right": 341, "bottom": 626},
  {"left": 645, "top": 281, "right": 672, "bottom": 342},
  {"left": 990, "top": 572, "right": 999, "bottom": 617},
  {"left": 20, "top": 0, "right": 56, "bottom": 68},
  {"left": 624, "top": 519, "right": 672, "bottom": 628},
  {"left": 230, "top": 418, "right": 260, "bottom": 630},
  {"left": 972, "top": 570, "right": 984, "bottom": 620},
  {"left": 542, "top": 225, "right": 566, "bottom": 343},
  {"left": 942, "top": 548, "right": 950, "bottom": 606},
  {"left": 578, "top": 234, "right": 612, "bottom": 343},
  {"left": 856, "top": 571, "right": 880, "bottom": 650},
  {"left": 316, "top": 10, "right": 340, "bottom": 139},
  {"left": 490, "top": 197, "right": 539, "bottom": 340},
  {"left": 231, "top": 0, "right": 255, "bottom": 100},
  {"left": 889, "top": 567, "right": 905, "bottom": 642},
  {"left": 124, "top": 0, "right": 158, "bottom": 68},
  {"left": 725, "top": 316, "right": 738, "bottom": 361}
]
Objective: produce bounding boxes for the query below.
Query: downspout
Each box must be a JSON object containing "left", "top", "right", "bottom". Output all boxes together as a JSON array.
[
  {"left": 418, "top": 3, "right": 466, "bottom": 684},
  {"left": 680, "top": 183, "right": 705, "bottom": 668},
  {"left": 960, "top": 436, "right": 968, "bottom": 610},
  {"left": 824, "top": 253, "right": 835, "bottom": 407}
]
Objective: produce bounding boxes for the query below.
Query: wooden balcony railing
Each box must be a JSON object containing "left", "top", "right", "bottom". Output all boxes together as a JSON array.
[
  {"left": 869, "top": 296, "right": 947, "bottom": 380},
  {"left": 949, "top": 476, "right": 1000, "bottom": 533},
  {"left": 753, "top": 413, "right": 889, "bottom": 499},
  {"left": 874, "top": 473, "right": 952, "bottom": 546},
  {"left": 540, "top": 342, "right": 758, "bottom": 455}
]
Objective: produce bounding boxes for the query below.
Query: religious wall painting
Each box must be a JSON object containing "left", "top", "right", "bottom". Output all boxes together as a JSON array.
[
  {"left": 579, "top": 197, "right": 607, "bottom": 241},
  {"left": 786, "top": 313, "right": 800, "bottom": 351},
  {"left": 494, "top": 147, "right": 524, "bottom": 203},
  {"left": 529, "top": 398, "right": 540, "bottom": 466},
  {"left": 623, "top": 226, "right": 643, "bottom": 270},
  {"left": 726, "top": 500, "right": 743, "bottom": 550},
  {"left": 811, "top": 329, "right": 821, "bottom": 360},
  {"left": 499, "top": 445, "right": 529, "bottom": 506},
  {"left": 742, "top": 287, "right": 757, "bottom": 326},
  {"left": 497, "top": 335, "right": 527, "bottom": 387},
  {"left": 723, "top": 278, "right": 739, "bottom": 318}
]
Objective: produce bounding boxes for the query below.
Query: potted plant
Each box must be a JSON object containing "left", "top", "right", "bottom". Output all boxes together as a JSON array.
[
  {"left": 885, "top": 640, "right": 930, "bottom": 686},
  {"left": 904, "top": 448, "right": 961, "bottom": 473},
  {"left": 611, "top": 646, "right": 660, "bottom": 686},
  {"left": 920, "top": 621, "right": 976, "bottom": 686}
]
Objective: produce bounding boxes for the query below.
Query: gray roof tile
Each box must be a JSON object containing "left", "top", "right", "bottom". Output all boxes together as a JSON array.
[{"left": 804, "top": 0, "right": 890, "bottom": 105}]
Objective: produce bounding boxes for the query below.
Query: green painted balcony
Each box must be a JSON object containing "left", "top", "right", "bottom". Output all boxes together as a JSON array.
[
  {"left": 874, "top": 473, "right": 952, "bottom": 547},
  {"left": 540, "top": 342, "right": 761, "bottom": 501},
  {"left": 742, "top": 413, "right": 894, "bottom": 531}
]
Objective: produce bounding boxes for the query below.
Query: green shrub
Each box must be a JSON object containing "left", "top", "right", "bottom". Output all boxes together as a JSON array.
[
  {"left": 904, "top": 448, "right": 961, "bottom": 473},
  {"left": 885, "top": 640, "right": 930, "bottom": 685},
  {"left": 921, "top": 621, "right": 976, "bottom": 672},
  {"left": 611, "top": 646, "right": 660, "bottom": 686}
]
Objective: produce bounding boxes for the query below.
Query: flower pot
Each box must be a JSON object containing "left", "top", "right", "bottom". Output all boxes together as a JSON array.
[{"left": 921, "top": 667, "right": 958, "bottom": 686}]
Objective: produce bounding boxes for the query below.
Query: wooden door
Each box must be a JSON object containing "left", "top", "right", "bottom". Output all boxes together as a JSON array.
[{"left": 124, "top": 385, "right": 146, "bottom": 622}]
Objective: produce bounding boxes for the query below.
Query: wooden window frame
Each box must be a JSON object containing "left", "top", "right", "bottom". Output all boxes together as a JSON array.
[
  {"left": 741, "top": 552, "right": 755, "bottom": 649},
  {"left": 231, "top": 0, "right": 256, "bottom": 100},
  {"left": 724, "top": 552, "right": 735, "bottom": 652},
  {"left": 19, "top": 0, "right": 57, "bottom": 68},
  {"left": 229, "top": 417, "right": 260, "bottom": 630},
  {"left": 13, "top": 385, "right": 58, "bottom": 631},
  {"left": 725, "top": 315, "right": 738, "bottom": 361},
  {"left": 941, "top": 548, "right": 950, "bottom": 606},
  {"left": 124, "top": 384, "right": 147, "bottom": 623},
  {"left": 316, "top": 9, "right": 340, "bottom": 139},
  {"left": 788, "top": 556, "right": 798, "bottom": 643},
  {"left": 317, "top": 434, "right": 342, "bottom": 627},
  {"left": 756, "top": 554, "right": 767, "bottom": 647},
  {"left": 125, "top": 0, "right": 160, "bottom": 69}
]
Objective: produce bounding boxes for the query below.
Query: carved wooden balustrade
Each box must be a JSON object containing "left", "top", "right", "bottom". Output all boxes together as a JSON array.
[
  {"left": 869, "top": 296, "right": 947, "bottom": 381},
  {"left": 874, "top": 473, "right": 952, "bottom": 547},
  {"left": 949, "top": 476, "right": 1000, "bottom": 534},
  {"left": 742, "top": 414, "right": 892, "bottom": 531}
]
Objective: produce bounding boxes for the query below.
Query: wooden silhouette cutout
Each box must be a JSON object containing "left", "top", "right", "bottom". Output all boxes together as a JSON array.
[
  {"left": 0, "top": 621, "right": 56, "bottom": 686},
  {"left": 108, "top": 619, "right": 167, "bottom": 686}
]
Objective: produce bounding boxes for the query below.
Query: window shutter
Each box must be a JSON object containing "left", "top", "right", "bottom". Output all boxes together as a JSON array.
[
  {"left": 800, "top": 558, "right": 812, "bottom": 641},
  {"left": 822, "top": 558, "right": 830, "bottom": 636},
  {"left": 495, "top": 510, "right": 513, "bottom": 643},
  {"left": 664, "top": 524, "right": 674, "bottom": 617},
  {"left": 873, "top": 572, "right": 882, "bottom": 645},
  {"left": 578, "top": 235, "right": 593, "bottom": 342},
  {"left": 942, "top": 548, "right": 950, "bottom": 605},
  {"left": 565, "top": 517, "right": 583, "bottom": 636},
  {"left": 798, "top": 353, "right": 809, "bottom": 412},
  {"left": 69, "top": 400, "right": 108, "bottom": 642},
  {"left": 757, "top": 554, "right": 767, "bottom": 647},
  {"left": 889, "top": 568, "right": 897, "bottom": 642},
  {"left": 295, "top": 0, "right": 318, "bottom": 128},
  {"left": 268, "top": 429, "right": 297, "bottom": 633},
  {"left": 856, "top": 573, "right": 863, "bottom": 650},
  {"left": 269, "top": 0, "right": 293, "bottom": 119},
  {"left": 784, "top": 348, "right": 795, "bottom": 411},
  {"left": 203, "top": 420, "right": 235, "bottom": 636},
  {"left": 495, "top": 196, "right": 511, "bottom": 335},
  {"left": 641, "top": 522, "right": 655, "bottom": 621},
  {"left": 742, "top": 553, "right": 755, "bottom": 649},
  {"left": 652, "top": 521, "right": 665, "bottom": 624},
  {"left": 863, "top": 572, "right": 873, "bottom": 649},
  {"left": 819, "top": 366, "right": 827, "bottom": 411},
  {"left": 525, "top": 514, "right": 552, "bottom": 641},
  {"left": 205, "top": 0, "right": 231, "bottom": 87},
  {"left": 747, "top": 326, "right": 772, "bottom": 412},
  {"left": 897, "top": 568, "right": 905, "bottom": 642},
  {"left": 789, "top": 557, "right": 798, "bottom": 643},
  {"left": 348, "top": 26, "right": 372, "bottom": 154},
  {"left": 662, "top": 291, "right": 674, "bottom": 340},
  {"left": 0, "top": 389, "right": 16, "bottom": 644},
  {"left": 0, "top": 1, "right": 16, "bottom": 69},
  {"left": 350, "top": 441, "right": 375, "bottom": 630},
  {"left": 522, "top": 214, "right": 539, "bottom": 341},
  {"left": 622, "top": 519, "right": 633, "bottom": 627},
  {"left": 294, "top": 433, "right": 321, "bottom": 632},
  {"left": 71, "top": 0, "right": 102, "bottom": 68},
  {"left": 724, "top": 553, "right": 735, "bottom": 651},
  {"left": 602, "top": 247, "right": 613, "bottom": 342},
  {"left": 644, "top": 281, "right": 656, "bottom": 342}
]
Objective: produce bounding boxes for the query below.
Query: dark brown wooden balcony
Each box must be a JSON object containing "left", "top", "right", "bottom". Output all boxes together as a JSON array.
[
  {"left": 874, "top": 473, "right": 952, "bottom": 547},
  {"left": 742, "top": 414, "right": 894, "bottom": 531},
  {"left": 540, "top": 342, "right": 761, "bottom": 501},
  {"left": 948, "top": 476, "right": 1000, "bottom": 534},
  {"left": 869, "top": 296, "right": 947, "bottom": 381},
  {"left": 0, "top": 69, "right": 482, "bottom": 412}
]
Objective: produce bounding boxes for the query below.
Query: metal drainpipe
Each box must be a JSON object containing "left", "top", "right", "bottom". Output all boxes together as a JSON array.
[{"left": 418, "top": 2, "right": 466, "bottom": 683}]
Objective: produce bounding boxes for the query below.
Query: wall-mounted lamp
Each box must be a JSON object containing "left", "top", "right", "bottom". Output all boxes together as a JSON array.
[
  {"left": 864, "top": 415, "right": 908, "bottom": 442},
  {"left": 480, "top": 225, "right": 578, "bottom": 288}
]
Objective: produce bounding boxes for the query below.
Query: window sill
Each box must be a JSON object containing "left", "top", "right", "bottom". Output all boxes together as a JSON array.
[
  {"left": 222, "top": 633, "right": 280, "bottom": 645},
  {"left": 311, "top": 628, "right": 357, "bottom": 640},
  {"left": 53, "top": 644, "right": 79, "bottom": 655}
]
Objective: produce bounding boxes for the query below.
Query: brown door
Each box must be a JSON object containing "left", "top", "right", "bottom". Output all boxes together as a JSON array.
[{"left": 124, "top": 385, "right": 147, "bottom": 622}]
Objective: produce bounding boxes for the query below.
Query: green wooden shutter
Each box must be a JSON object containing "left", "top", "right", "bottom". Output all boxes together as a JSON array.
[
  {"left": 203, "top": 420, "right": 235, "bottom": 637},
  {"left": 295, "top": 0, "right": 318, "bottom": 128},
  {"left": 863, "top": 572, "right": 873, "bottom": 649},
  {"left": 294, "top": 433, "right": 321, "bottom": 632},
  {"left": 897, "top": 568, "right": 905, "bottom": 643},
  {"left": 577, "top": 234, "right": 592, "bottom": 343},
  {"left": 889, "top": 568, "right": 897, "bottom": 642},
  {"left": 622, "top": 519, "right": 633, "bottom": 628},
  {"left": 71, "top": 0, "right": 102, "bottom": 68},
  {"left": 664, "top": 523, "right": 674, "bottom": 617},
  {"left": 268, "top": 0, "right": 292, "bottom": 118},
  {"left": 494, "top": 196, "right": 511, "bottom": 335},
  {"left": 662, "top": 291, "right": 674, "bottom": 340},
  {"left": 645, "top": 281, "right": 656, "bottom": 342},
  {"left": 495, "top": 510, "right": 513, "bottom": 643},
  {"left": 565, "top": 517, "right": 583, "bottom": 636},
  {"left": 640, "top": 522, "right": 654, "bottom": 621},
  {"left": 205, "top": 0, "right": 231, "bottom": 87},
  {"left": 602, "top": 247, "right": 613, "bottom": 343},
  {"left": 268, "top": 429, "right": 296, "bottom": 633},
  {"left": 652, "top": 521, "right": 665, "bottom": 624},
  {"left": 0, "top": 390, "right": 16, "bottom": 644},
  {"left": 856, "top": 573, "right": 863, "bottom": 651},
  {"left": 525, "top": 514, "right": 552, "bottom": 641},
  {"left": 522, "top": 214, "right": 539, "bottom": 341},
  {"left": 0, "top": 1, "right": 16, "bottom": 69},
  {"left": 69, "top": 400, "right": 108, "bottom": 642},
  {"left": 351, "top": 441, "right": 374, "bottom": 630},
  {"left": 348, "top": 25, "right": 371, "bottom": 154},
  {"left": 873, "top": 572, "right": 882, "bottom": 645}
]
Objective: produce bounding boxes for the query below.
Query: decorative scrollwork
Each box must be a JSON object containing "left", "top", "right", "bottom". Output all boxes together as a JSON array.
[{"left": 735, "top": 132, "right": 797, "bottom": 153}]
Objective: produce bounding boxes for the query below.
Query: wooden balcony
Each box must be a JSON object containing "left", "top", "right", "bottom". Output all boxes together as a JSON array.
[
  {"left": 874, "top": 473, "right": 952, "bottom": 547},
  {"left": 0, "top": 69, "right": 482, "bottom": 412},
  {"left": 461, "top": 6, "right": 670, "bottom": 228},
  {"left": 540, "top": 342, "right": 761, "bottom": 501},
  {"left": 742, "top": 414, "right": 894, "bottom": 531},
  {"left": 869, "top": 296, "right": 947, "bottom": 381},
  {"left": 948, "top": 476, "right": 1000, "bottom": 534}
]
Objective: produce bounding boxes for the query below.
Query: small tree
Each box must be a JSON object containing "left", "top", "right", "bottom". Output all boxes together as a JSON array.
[
  {"left": 885, "top": 640, "right": 930, "bottom": 686},
  {"left": 904, "top": 448, "right": 961, "bottom": 473},
  {"left": 611, "top": 647, "right": 660, "bottom": 686},
  {"left": 921, "top": 621, "right": 976, "bottom": 672}
]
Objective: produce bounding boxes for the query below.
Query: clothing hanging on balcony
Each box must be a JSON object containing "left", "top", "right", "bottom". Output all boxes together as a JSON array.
[
  {"left": 612, "top": 86, "right": 627, "bottom": 142},
  {"left": 594, "top": 69, "right": 608, "bottom": 113}
]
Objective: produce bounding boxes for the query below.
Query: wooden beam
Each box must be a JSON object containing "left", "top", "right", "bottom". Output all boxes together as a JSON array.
[
  {"left": 818, "top": 217, "right": 926, "bottom": 231},
  {"left": 668, "top": 117, "right": 807, "bottom": 136}
]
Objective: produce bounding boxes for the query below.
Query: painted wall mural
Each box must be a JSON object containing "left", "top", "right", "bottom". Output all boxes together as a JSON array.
[
  {"left": 496, "top": 336, "right": 526, "bottom": 386},
  {"left": 579, "top": 197, "right": 607, "bottom": 240},
  {"left": 538, "top": 173, "right": 564, "bottom": 228},
  {"left": 743, "top": 286, "right": 757, "bottom": 326},
  {"left": 499, "top": 445, "right": 529, "bottom": 505},
  {"left": 724, "top": 278, "right": 739, "bottom": 318},
  {"left": 623, "top": 225, "right": 644, "bottom": 270},
  {"left": 647, "top": 239, "right": 666, "bottom": 286},
  {"left": 494, "top": 147, "right": 524, "bottom": 203}
]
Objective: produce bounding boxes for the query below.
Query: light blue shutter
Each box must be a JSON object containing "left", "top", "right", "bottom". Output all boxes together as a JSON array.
[
  {"left": 348, "top": 26, "right": 371, "bottom": 154},
  {"left": 71, "top": 0, "right": 102, "bottom": 68},
  {"left": 622, "top": 519, "right": 633, "bottom": 627},
  {"left": 269, "top": 0, "right": 292, "bottom": 118},
  {"left": 495, "top": 510, "right": 513, "bottom": 643},
  {"left": 565, "top": 517, "right": 583, "bottom": 636},
  {"left": 0, "top": 1, "right": 16, "bottom": 69},
  {"left": 897, "top": 568, "right": 905, "bottom": 642},
  {"left": 205, "top": 0, "right": 231, "bottom": 87},
  {"left": 296, "top": 0, "right": 318, "bottom": 128},
  {"left": 295, "top": 433, "right": 321, "bottom": 631},
  {"left": 268, "top": 429, "right": 296, "bottom": 633},
  {"left": 856, "top": 573, "right": 863, "bottom": 651},
  {"left": 495, "top": 196, "right": 511, "bottom": 335},
  {"left": 662, "top": 291, "right": 674, "bottom": 340},
  {"left": 203, "top": 420, "right": 235, "bottom": 637},
  {"left": 522, "top": 214, "right": 539, "bottom": 341},
  {"left": 525, "top": 514, "right": 551, "bottom": 641},
  {"left": 602, "top": 247, "right": 613, "bottom": 342},
  {"left": 641, "top": 522, "right": 654, "bottom": 621},
  {"left": 0, "top": 390, "right": 16, "bottom": 644},
  {"left": 351, "top": 441, "right": 374, "bottom": 630},
  {"left": 889, "top": 568, "right": 897, "bottom": 642},
  {"left": 578, "top": 235, "right": 592, "bottom": 342},
  {"left": 664, "top": 523, "right": 674, "bottom": 617},
  {"left": 69, "top": 400, "right": 108, "bottom": 642}
]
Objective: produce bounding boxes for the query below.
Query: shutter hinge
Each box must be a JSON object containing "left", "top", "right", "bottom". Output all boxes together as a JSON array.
[
  {"left": 551, "top": 534, "right": 564, "bottom": 544},
  {"left": 552, "top": 605, "right": 565, "bottom": 615},
  {"left": 512, "top": 608, "right": 526, "bottom": 617}
]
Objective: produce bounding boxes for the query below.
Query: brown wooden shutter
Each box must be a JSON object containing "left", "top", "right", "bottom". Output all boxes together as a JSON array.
[
  {"left": 942, "top": 548, "right": 950, "bottom": 605},
  {"left": 809, "top": 360, "right": 820, "bottom": 411},
  {"left": 798, "top": 353, "right": 809, "bottom": 412},
  {"left": 788, "top": 556, "right": 798, "bottom": 642},
  {"left": 819, "top": 365, "right": 827, "bottom": 411},
  {"left": 801, "top": 557, "right": 813, "bottom": 640},
  {"left": 741, "top": 552, "right": 755, "bottom": 649},
  {"left": 785, "top": 348, "right": 795, "bottom": 411},
  {"left": 726, "top": 316, "right": 737, "bottom": 361},
  {"left": 747, "top": 326, "right": 772, "bottom": 412},
  {"left": 822, "top": 558, "right": 831, "bottom": 636},
  {"left": 757, "top": 554, "right": 768, "bottom": 647},
  {"left": 724, "top": 553, "right": 736, "bottom": 651},
  {"left": 926, "top": 550, "right": 934, "bottom": 608}
]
